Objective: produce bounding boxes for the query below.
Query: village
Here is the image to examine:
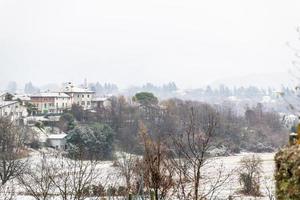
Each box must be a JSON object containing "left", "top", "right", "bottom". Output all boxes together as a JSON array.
[
  {"left": 3, "top": 0, "right": 300, "bottom": 199},
  {"left": 0, "top": 82, "right": 112, "bottom": 151}
]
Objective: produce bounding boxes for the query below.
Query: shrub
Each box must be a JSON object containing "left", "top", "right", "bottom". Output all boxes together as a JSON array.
[{"left": 238, "top": 155, "right": 262, "bottom": 196}]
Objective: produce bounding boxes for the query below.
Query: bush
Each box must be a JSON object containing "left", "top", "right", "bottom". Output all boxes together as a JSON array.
[
  {"left": 238, "top": 155, "right": 262, "bottom": 196},
  {"left": 92, "top": 184, "right": 106, "bottom": 196},
  {"left": 275, "top": 145, "right": 300, "bottom": 199},
  {"left": 34, "top": 121, "right": 44, "bottom": 130},
  {"left": 117, "top": 186, "right": 127, "bottom": 196}
]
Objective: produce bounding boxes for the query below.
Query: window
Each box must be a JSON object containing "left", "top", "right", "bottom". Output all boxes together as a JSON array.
[
  {"left": 82, "top": 94, "right": 84, "bottom": 98},
  {"left": 87, "top": 95, "right": 90, "bottom": 98},
  {"left": 44, "top": 104, "right": 47, "bottom": 108},
  {"left": 78, "top": 95, "right": 80, "bottom": 98},
  {"left": 87, "top": 101, "right": 90, "bottom": 105},
  {"left": 62, "top": 103, "right": 64, "bottom": 107},
  {"left": 81, "top": 101, "right": 85, "bottom": 105}
]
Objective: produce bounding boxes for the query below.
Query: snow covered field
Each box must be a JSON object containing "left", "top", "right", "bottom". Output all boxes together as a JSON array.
[
  {"left": 202, "top": 153, "right": 275, "bottom": 199},
  {"left": 8, "top": 152, "right": 275, "bottom": 200}
]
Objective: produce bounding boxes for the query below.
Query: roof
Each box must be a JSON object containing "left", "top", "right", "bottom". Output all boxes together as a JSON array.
[
  {"left": 47, "top": 133, "right": 67, "bottom": 140},
  {"left": 0, "top": 101, "right": 18, "bottom": 108},
  {"left": 13, "top": 94, "right": 31, "bottom": 101},
  {"left": 30, "top": 92, "right": 70, "bottom": 98},
  {"left": 62, "top": 83, "right": 94, "bottom": 93},
  {"left": 92, "top": 97, "right": 109, "bottom": 102},
  {"left": 25, "top": 116, "right": 50, "bottom": 121}
]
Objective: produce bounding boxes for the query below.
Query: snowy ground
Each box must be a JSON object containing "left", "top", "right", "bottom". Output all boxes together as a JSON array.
[
  {"left": 202, "top": 152, "right": 275, "bottom": 199},
  {"left": 6, "top": 152, "right": 275, "bottom": 200}
]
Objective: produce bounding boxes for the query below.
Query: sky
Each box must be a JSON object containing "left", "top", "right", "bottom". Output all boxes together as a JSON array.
[{"left": 1, "top": 0, "right": 300, "bottom": 89}]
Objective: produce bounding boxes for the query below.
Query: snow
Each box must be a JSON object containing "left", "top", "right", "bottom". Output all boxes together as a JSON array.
[
  {"left": 30, "top": 92, "right": 70, "bottom": 98},
  {"left": 47, "top": 133, "right": 67, "bottom": 139},
  {"left": 4, "top": 152, "right": 276, "bottom": 199}
]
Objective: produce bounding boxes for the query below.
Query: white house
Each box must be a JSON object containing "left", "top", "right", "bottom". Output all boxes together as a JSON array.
[
  {"left": 47, "top": 133, "right": 68, "bottom": 150},
  {"left": 61, "top": 82, "right": 95, "bottom": 110},
  {"left": 0, "top": 101, "right": 28, "bottom": 121}
]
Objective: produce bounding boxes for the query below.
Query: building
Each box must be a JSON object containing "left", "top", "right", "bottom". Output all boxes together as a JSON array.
[
  {"left": 0, "top": 101, "right": 28, "bottom": 121},
  {"left": 91, "top": 97, "right": 111, "bottom": 109},
  {"left": 47, "top": 133, "right": 67, "bottom": 150},
  {"left": 13, "top": 94, "right": 31, "bottom": 104},
  {"left": 30, "top": 92, "right": 71, "bottom": 114},
  {"left": 61, "top": 82, "right": 95, "bottom": 110},
  {"left": 0, "top": 92, "right": 14, "bottom": 101}
]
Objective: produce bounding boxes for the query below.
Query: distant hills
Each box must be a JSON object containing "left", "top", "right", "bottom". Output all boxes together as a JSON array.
[{"left": 211, "top": 72, "right": 294, "bottom": 90}]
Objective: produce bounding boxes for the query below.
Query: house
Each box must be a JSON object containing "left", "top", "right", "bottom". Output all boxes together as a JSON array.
[
  {"left": 91, "top": 97, "right": 111, "bottom": 109},
  {"left": 0, "top": 101, "right": 28, "bottom": 121},
  {"left": 0, "top": 92, "right": 14, "bottom": 101},
  {"left": 47, "top": 133, "right": 67, "bottom": 150},
  {"left": 61, "top": 82, "right": 95, "bottom": 110},
  {"left": 30, "top": 92, "right": 71, "bottom": 114},
  {"left": 13, "top": 94, "right": 31, "bottom": 105}
]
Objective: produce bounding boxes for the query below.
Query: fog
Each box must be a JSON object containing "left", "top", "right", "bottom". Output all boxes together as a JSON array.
[{"left": 0, "top": 0, "right": 300, "bottom": 88}]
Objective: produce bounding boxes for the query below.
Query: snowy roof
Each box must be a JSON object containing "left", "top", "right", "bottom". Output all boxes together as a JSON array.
[
  {"left": 0, "top": 101, "right": 18, "bottom": 108},
  {"left": 92, "top": 97, "right": 109, "bottom": 102},
  {"left": 30, "top": 92, "right": 70, "bottom": 98},
  {"left": 25, "top": 116, "right": 50, "bottom": 121},
  {"left": 62, "top": 83, "right": 94, "bottom": 93},
  {"left": 13, "top": 94, "right": 31, "bottom": 101},
  {"left": 47, "top": 133, "right": 67, "bottom": 140}
]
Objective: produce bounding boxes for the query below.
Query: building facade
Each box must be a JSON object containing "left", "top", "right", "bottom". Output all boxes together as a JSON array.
[
  {"left": 0, "top": 101, "right": 28, "bottom": 121},
  {"left": 30, "top": 92, "right": 71, "bottom": 114},
  {"left": 62, "top": 82, "right": 95, "bottom": 110}
]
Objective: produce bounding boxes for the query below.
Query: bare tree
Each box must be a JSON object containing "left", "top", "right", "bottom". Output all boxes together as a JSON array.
[
  {"left": 238, "top": 155, "right": 262, "bottom": 196},
  {"left": 18, "top": 152, "right": 55, "bottom": 200},
  {"left": 0, "top": 183, "right": 16, "bottom": 200},
  {"left": 49, "top": 151, "right": 101, "bottom": 200},
  {"left": 170, "top": 105, "right": 230, "bottom": 200},
  {"left": 114, "top": 152, "right": 137, "bottom": 195},
  {"left": 18, "top": 150, "right": 102, "bottom": 200},
  {"left": 139, "top": 122, "right": 174, "bottom": 200},
  {"left": 0, "top": 117, "right": 28, "bottom": 185}
]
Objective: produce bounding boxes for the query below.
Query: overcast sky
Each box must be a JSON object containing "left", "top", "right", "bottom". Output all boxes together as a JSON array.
[{"left": 0, "top": 0, "right": 300, "bottom": 89}]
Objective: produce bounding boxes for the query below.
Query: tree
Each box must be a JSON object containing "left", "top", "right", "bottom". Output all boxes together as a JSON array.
[
  {"left": 133, "top": 92, "right": 158, "bottom": 106},
  {"left": 58, "top": 113, "right": 75, "bottom": 132},
  {"left": 170, "top": 105, "right": 230, "bottom": 200},
  {"left": 139, "top": 122, "right": 174, "bottom": 200},
  {"left": 0, "top": 117, "right": 27, "bottom": 185},
  {"left": 49, "top": 152, "right": 100, "bottom": 200},
  {"left": 66, "top": 123, "right": 114, "bottom": 160},
  {"left": 115, "top": 152, "right": 137, "bottom": 195},
  {"left": 25, "top": 102, "right": 38, "bottom": 116},
  {"left": 18, "top": 153, "right": 55, "bottom": 200},
  {"left": 238, "top": 155, "right": 262, "bottom": 196},
  {"left": 19, "top": 151, "right": 101, "bottom": 200},
  {"left": 70, "top": 104, "right": 85, "bottom": 122}
]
